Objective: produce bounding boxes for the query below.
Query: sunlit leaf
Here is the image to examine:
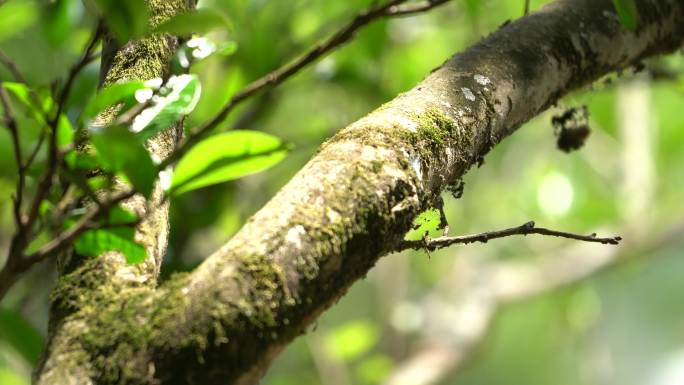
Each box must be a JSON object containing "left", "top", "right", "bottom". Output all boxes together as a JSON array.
[
  {"left": 612, "top": 0, "right": 638, "bottom": 32},
  {"left": 404, "top": 208, "right": 442, "bottom": 241},
  {"left": 82, "top": 80, "right": 147, "bottom": 120},
  {"left": 324, "top": 320, "right": 379, "bottom": 361},
  {"left": 170, "top": 130, "right": 289, "bottom": 195},
  {"left": 66, "top": 206, "right": 145, "bottom": 264},
  {"left": 0, "top": 308, "right": 43, "bottom": 364},
  {"left": 131, "top": 74, "right": 201, "bottom": 141},
  {"left": 90, "top": 125, "right": 156, "bottom": 197},
  {"left": 153, "top": 8, "right": 232, "bottom": 36},
  {"left": 91, "top": 0, "right": 149, "bottom": 42},
  {"left": 0, "top": 0, "right": 38, "bottom": 42}
]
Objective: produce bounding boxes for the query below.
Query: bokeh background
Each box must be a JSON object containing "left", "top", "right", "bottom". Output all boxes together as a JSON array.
[{"left": 1, "top": 0, "right": 684, "bottom": 384}]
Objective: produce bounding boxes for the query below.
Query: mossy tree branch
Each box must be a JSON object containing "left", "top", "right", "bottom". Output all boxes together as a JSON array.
[{"left": 35, "top": 0, "right": 684, "bottom": 384}]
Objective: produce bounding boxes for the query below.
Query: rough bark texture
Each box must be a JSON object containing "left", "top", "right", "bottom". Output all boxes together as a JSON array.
[{"left": 36, "top": 0, "right": 684, "bottom": 384}]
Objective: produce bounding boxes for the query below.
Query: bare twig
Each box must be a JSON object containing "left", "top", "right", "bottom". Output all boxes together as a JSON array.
[
  {"left": 0, "top": 48, "right": 29, "bottom": 85},
  {"left": 0, "top": 83, "right": 24, "bottom": 227},
  {"left": 161, "top": 0, "right": 454, "bottom": 168},
  {"left": 386, "top": 0, "right": 452, "bottom": 17},
  {"left": 23, "top": 24, "right": 102, "bottom": 239},
  {"left": 524, "top": 0, "right": 531, "bottom": 15},
  {"left": 398, "top": 221, "right": 622, "bottom": 251},
  {"left": 24, "top": 189, "right": 135, "bottom": 266}
]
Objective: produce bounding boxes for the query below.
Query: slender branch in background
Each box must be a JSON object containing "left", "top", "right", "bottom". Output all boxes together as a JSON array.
[
  {"left": 24, "top": 189, "right": 135, "bottom": 266},
  {"left": 161, "top": 0, "right": 454, "bottom": 167},
  {"left": 384, "top": 219, "right": 684, "bottom": 385},
  {"left": 0, "top": 49, "right": 29, "bottom": 85},
  {"left": 0, "top": 83, "right": 25, "bottom": 228},
  {"left": 23, "top": 23, "right": 103, "bottom": 240},
  {"left": 524, "top": 0, "right": 531, "bottom": 15},
  {"left": 387, "top": 0, "right": 452, "bottom": 17},
  {"left": 398, "top": 221, "right": 622, "bottom": 251}
]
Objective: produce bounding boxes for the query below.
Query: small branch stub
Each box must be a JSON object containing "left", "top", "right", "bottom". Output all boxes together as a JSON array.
[{"left": 399, "top": 221, "right": 622, "bottom": 252}]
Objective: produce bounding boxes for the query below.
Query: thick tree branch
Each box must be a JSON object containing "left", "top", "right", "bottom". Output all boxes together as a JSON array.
[{"left": 36, "top": 1, "right": 684, "bottom": 384}]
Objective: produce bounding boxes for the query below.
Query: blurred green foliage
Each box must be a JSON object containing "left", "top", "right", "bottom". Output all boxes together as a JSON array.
[{"left": 1, "top": 0, "right": 684, "bottom": 384}]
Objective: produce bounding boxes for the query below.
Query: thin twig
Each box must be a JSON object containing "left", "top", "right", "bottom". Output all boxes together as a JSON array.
[
  {"left": 386, "top": 0, "right": 452, "bottom": 17},
  {"left": 524, "top": 0, "right": 531, "bottom": 15},
  {"left": 0, "top": 49, "right": 29, "bottom": 85},
  {"left": 399, "top": 221, "right": 622, "bottom": 251},
  {"left": 161, "top": 0, "right": 453, "bottom": 168},
  {"left": 22, "top": 24, "right": 103, "bottom": 239},
  {"left": 0, "top": 83, "right": 24, "bottom": 227},
  {"left": 23, "top": 189, "right": 135, "bottom": 266}
]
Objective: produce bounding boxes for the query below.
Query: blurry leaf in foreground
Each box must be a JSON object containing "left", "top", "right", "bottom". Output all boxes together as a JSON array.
[
  {"left": 324, "top": 320, "right": 379, "bottom": 361},
  {"left": 0, "top": 368, "right": 27, "bottom": 385},
  {"left": 170, "top": 130, "right": 290, "bottom": 195},
  {"left": 153, "top": 8, "right": 232, "bottom": 36},
  {"left": 612, "top": 0, "right": 638, "bottom": 32},
  {"left": 131, "top": 74, "right": 201, "bottom": 141},
  {"left": 404, "top": 208, "right": 442, "bottom": 241},
  {"left": 0, "top": 308, "right": 43, "bottom": 364},
  {"left": 82, "top": 80, "right": 147, "bottom": 120},
  {"left": 0, "top": 0, "right": 38, "bottom": 42},
  {"left": 355, "top": 354, "right": 394, "bottom": 384},
  {"left": 91, "top": 0, "right": 149, "bottom": 42},
  {"left": 44, "top": 0, "right": 76, "bottom": 47},
  {"left": 90, "top": 125, "right": 156, "bottom": 197}
]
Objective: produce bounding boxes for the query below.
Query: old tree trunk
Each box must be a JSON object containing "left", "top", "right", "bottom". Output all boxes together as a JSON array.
[{"left": 34, "top": 0, "right": 684, "bottom": 384}]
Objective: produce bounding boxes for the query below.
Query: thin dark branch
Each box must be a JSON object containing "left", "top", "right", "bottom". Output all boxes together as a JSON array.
[
  {"left": 399, "top": 221, "right": 622, "bottom": 251},
  {"left": 524, "top": 0, "right": 531, "bottom": 15},
  {"left": 0, "top": 49, "right": 29, "bottom": 85},
  {"left": 161, "top": 0, "right": 453, "bottom": 168},
  {"left": 386, "top": 0, "right": 452, "bottom": 17},
  {"left": 23, "top": 189, "right": 135, "bottom": 267},
  {"left": 0, "top": 83, "right": 24, "bottom": 228},
  {"left": 23, "top": 24, "right": 103, "bottom": 239}
]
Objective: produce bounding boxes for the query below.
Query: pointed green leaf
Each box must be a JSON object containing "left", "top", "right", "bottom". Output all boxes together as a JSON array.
[
  {"left": 0, "top": 308, "right": 43, "bottom": 364},
  {"left": 170, "top": 130, "right": 289, "bottom": 195},
  {"left": 404, "top": 209, "right": 442, "bottom": 241},
  {"left": 612, "top": 0, "right": 638, "bottom": 32},
  {"left": 74, "top": 227, "right": 146, "bottom": 264},
  {"left": 82, "top": 80, "right": 147, "bottom": 120},
  {"left": 90, "top": 125, "right": 156, "bottom": 197},
  {"left": 153, "top": 8, "right": 232, "bottom": 36},
  {"left": 131, "top": 74, "right": 201, "bottom": 141}
]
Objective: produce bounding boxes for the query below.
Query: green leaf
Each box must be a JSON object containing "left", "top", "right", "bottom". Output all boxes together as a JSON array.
[
  {"left": 324, "top": 320, "right": 379, "bottom": 361},
  {"left": 3, "top": 82, "right": 74, "bottom": 150},
  {"left": 90, "top": 125, "right": 156, "bottom": 197},
  {"left": 153, "top": 8, "right": 232, "bottom": 36},
  {"left": 82, "top": 80, "right": 147, "bottom": 120},
  {"left": 131, "top": 74, "right": 201, "bottom": 141},
  {"left": 404, "top": 208, "right": 442, "bottom": 241},
  {"left": 170, "top": 130, "right": 289, "bottom": 195},
  {"left": 66, "top": 206, "right": 146, "bottom": 264},
  {"left": 74, "top": 227, "right": 146, "bottom": 264},
  {"left": 0, "top": 308, "right": 44, "bottom": 364},
  {"left": 612, "top": 0, "right": 638, "bottom": 32},
  {"left": 91, "top": 0, "right": 149, "bottom": 42},
  {"left": 0, "top": 368, "right": 28, "bottom": 385},
  {"left": 43, "top": 0, "right": 75, "bottom": 47},
  {"left": 0, "top": 0, "right": 38, "bottom": 42}
]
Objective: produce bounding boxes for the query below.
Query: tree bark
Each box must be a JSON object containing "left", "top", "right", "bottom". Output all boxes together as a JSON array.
[{"left": 35, "top": 0, "right": 684, "bottom": 384}]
